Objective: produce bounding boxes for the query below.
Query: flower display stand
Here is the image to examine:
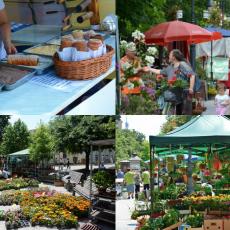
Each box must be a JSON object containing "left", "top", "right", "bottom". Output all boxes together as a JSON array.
[{"left": 92, "top": 193, "right": 115, "bottom": 225}]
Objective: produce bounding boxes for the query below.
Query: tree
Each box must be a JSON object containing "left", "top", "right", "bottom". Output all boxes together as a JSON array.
[
  {"left": 160, "top": 115, "right": 194, "bottom": 134},
  {"left": 1, "top": 119, "right": 30, "bottom": 155},
  {"left": 50, "top": 116, "right": 115, "bottom": 171},
  {"left": 29, "top": 123, "right": 54, "bottom": 167},
  {"left": 0, "top": 115, "right": 10, "bottom": 142},
  {"left": 117, "top": 0, "right": 166, "bottom": 39},
  {"left": 116, "top": 128, "right": 146, "bottom": 168}
]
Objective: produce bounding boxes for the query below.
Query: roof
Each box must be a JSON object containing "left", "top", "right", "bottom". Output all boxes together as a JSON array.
[
  {"left": 150, "top": 115, "right": 230, "bottom": 145},
  {"left": 8, "top": 149, "right": 29, "bottom": 156}
]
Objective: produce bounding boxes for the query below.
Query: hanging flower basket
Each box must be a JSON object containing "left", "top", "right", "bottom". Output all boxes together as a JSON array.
[
  {"left": 176, "top": 154, "right": 184, "bottom": 162},
  {"left": 199, "top": 163, "right": 206, "bottom": 170},
  {"left": 154, "top": 158, "right": 159, "bottom": 165},
  {"left": 167, "top": 163, "right": 174, "bottom": 172},
  {"left": 166, "top": 157, "right": 174, "bottom": 163}
]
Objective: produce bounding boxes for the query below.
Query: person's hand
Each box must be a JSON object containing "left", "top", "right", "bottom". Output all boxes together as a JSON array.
[
  {"left": 189, "top": 88, "right": 194, "bottom": 95},
  {"left": 5, "top": 43, "right": 17, "bottom": 55},
  {"left": 142, "top": 66, "right": 151, "bottom": 72}
]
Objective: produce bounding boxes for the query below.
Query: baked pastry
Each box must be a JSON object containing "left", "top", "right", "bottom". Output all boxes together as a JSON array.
[
  {"left": 72, "top": 40, "right": 88, "bottom": 52},
  {"left": 90, "top": 34, "right": 104, "bottom": 42},
  {"left": 60, "top": 38, "right": 73, "bottom": 50},
  {"left": 8, "top": 55, "right": 39, "bottom": 66},
  {"left": 84, "top": 30, "right": 96, "bottom": 40},
  {"left": 88, "top": 39, "right": 102, "bottom": 50},
  {"left": 72, "top": 30, "right": 84, "bottom": 39}
]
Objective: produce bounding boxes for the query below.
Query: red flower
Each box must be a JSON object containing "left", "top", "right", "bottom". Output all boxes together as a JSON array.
[{"left": 168, "top": 76, "right": 177, "bottom": 85}]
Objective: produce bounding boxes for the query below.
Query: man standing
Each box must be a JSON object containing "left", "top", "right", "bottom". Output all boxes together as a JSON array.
[
  {"left": 124, "top": 168, "right": 135, "bottom": 199},
  {"left": 0, "top": 0, "right": 17, "bottom": 59}
]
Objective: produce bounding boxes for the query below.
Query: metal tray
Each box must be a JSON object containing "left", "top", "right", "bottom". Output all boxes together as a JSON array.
[
  {"left": 0, "top": 63, "right": 36, "bottom": 91},
  {"left": 23, "top": 44, "right": 60, "bottom": 58},
  {"left": 1, "top": 55, "right": 54, "bottom": 75}
]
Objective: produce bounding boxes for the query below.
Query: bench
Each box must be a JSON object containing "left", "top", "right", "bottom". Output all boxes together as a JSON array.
[
  {"left": 62, "top": 171, "right": 83, "bottom": 187},
  {"left": 73, "top": 176, "right": 98, "bottom": 199}
]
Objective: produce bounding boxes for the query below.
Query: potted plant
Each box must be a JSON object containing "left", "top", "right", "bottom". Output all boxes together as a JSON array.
[
  {"left": 199, "top": 162, "right": 206, "bottom": 170},
  {"left": 92, "top": 170, "right": 115, "bottom": 194},
  {"left": 185, "top": 214, "right": 204, "bottom": 229}
]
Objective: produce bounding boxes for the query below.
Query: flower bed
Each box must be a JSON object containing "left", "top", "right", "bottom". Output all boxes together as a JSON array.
[
  {"left": 0, "top": 189, "right": 91, "bottom": 228},
  {"left": 0, "top": 178, "right": 39, "bottom": 191}
]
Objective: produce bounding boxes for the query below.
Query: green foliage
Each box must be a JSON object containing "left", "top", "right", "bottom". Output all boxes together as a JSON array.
[
  {"left": 117, "top": 0, "right": 166, "bottom": 40},
  {"left": 0, "top": 119, "right": 30, "bottom": 155},
  {"left": 29, "top": 124, "right": 54, "bottom": 163},
  {"left": 0, "top": 115, "right": 10, "bottom": 142},
  {"left": 185, "top": 213, "right": 203, "bottom": 228},
  {"left": 92, "top": 170, "right": 115, "bottom": 189},
  {"left": 50, "top": 116, "right": 115, "bottom": 170},
  {"left": 116, "top": 128, "right": 145, "bottom": 168},
  {"left": 160, "top": 115, "right": 194, "bottom": 134}
]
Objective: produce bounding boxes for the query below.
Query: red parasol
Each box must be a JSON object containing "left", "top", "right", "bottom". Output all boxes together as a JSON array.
[{"left": 145, "top": 20, "right": 220, "bottom": 45}]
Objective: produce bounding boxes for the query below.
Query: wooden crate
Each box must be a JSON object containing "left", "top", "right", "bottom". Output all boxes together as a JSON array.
[
  {"left": 204, "top": 219, "right": 223, "bottom": 230},
  {"left": 224, "top": 219, "right": 230, "bottom": 230},
  {"left": 163, "top": 221, "right": 182, "bottom": 230}
]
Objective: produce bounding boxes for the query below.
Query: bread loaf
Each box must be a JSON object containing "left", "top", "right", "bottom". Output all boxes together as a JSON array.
[{"left": 8, "top": 55, "right": 39, "bottom": 66}]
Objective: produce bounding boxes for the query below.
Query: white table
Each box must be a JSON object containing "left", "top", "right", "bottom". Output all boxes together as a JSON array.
[{"left": 66, "top": 79, "right": 115, "bottom": 115}]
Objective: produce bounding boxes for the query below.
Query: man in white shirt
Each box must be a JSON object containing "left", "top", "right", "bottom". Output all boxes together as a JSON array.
[{"left": 0, "top": 0, "right": 17, "bottom": 59}]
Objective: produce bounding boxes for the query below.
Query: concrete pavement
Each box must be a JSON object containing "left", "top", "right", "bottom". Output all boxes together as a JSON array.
[{"left": 116, "top": 199, "right": 137, "bottom": 230}]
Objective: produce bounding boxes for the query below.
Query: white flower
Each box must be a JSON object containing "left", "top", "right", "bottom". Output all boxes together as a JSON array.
[
  {"left": 126, "top": 42, "right": 136, "bottom": 52},
  {"left": 147, "top": 47, "right": 158, "bottom": 56},
  {"left": 145, "top": 55, "right": 155, "bottom": 65},
  {"left": 127, "top": 82, "right": 135, "bottom": 89},
  {"left": 132, "top": 30, "right": 145, "bottom": 41},
  {"left": 139, "top": 79, "right": 145, "bottom": 86},
  {"left": 120, "top": 40, "right": 128, "bottom": 49},
  {"left": 122, "top": 62, "right": 132, "bottom": 71}
]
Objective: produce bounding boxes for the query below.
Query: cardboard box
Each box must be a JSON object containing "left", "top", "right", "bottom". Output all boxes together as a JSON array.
[
  {"left": 204, "top": 219, "right": 223, "bottom": 230},
  {"left": 224, "top": 219, "right": 230, "bottom": 230}
]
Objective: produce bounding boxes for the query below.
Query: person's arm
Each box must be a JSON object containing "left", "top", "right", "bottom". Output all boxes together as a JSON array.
[
  {"left": 189, "top": 75, "right": 195, "bottom": 94},
  {"left": 142, "top": 66, "right": 161, "bottom": 75},
  {"left": 0, "top": 9, "right": 17, "bottom": 54}
]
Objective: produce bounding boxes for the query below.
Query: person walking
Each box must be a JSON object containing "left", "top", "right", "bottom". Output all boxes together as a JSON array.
[
  {"left": 67, "top": 158, "right": 70, "bottom": 170},
  {"left": 134, "top": 171, "right": 141, "bottom": 199},
  {"left": 117, "top": 168, "right": 124, "bottom": 179},
  {"left": 141, "top": 168, "right": 150, "bottom": 199},
  {"left": 0, "top": 0, "right": 17, "bottom": 59},
  {"left": 124, "top": 168, "right": 135, "bottom": 199}
]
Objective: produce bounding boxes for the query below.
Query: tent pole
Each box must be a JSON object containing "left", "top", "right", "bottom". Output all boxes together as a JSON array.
[
  {"left": 211, "top": 41, "right": 213, "bottom": 82},
  {"left": 150, "top": 145, "right": 155, "bottom": 214},
  {"left": 187, "top": 145, "right": 194, "bottom": 194}
]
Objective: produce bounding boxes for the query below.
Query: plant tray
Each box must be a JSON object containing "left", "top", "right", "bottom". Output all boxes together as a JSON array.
[
  {"left": 207, "top": 210, "right": 230, "bottom": 216},
  {"left": 163, "top": 221, "right": 182, "bottom": 230}
]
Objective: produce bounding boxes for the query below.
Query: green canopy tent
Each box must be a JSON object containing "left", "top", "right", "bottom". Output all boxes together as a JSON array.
[{"left": 149, "top": 115, "right": 230, "bottom": 213}]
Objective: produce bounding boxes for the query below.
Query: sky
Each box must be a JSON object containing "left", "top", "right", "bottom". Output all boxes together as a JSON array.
[
  {"left": 10, "top": 115, "right": 53, "bottom": 130},
  {"left": 120, "top": 115, "right": 167, "bottom": 139}
]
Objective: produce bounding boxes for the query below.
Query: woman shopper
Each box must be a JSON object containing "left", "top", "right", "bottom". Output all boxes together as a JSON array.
[
  {"left": 143, "top": 49, "right": 199, "bottom": 114},
  {"left": 0, "top": 0, "right": 17, "bottom": 59}
]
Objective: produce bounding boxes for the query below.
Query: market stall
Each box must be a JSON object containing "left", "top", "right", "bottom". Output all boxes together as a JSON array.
[
  {"left": 133, "top": 115, "right": 230, "bottom": 230},
  {"left": 0, "top": 0, "right": 116, "bottom": 115},
  {"left": 137, "top": 116, "right": 230, "bottom": 229}
]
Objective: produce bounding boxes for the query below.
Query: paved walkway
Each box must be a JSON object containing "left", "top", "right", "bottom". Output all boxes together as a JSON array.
[
  {"left": 203, "top": 100, "right": 230, "bottom": 115},
  {"left": 116, "top": 199, "right": 137, "bottom": 230}
]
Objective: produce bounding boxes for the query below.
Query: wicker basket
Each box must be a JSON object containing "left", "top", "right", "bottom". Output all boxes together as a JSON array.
[{"left": 53, "top": 45, "right": 114, "bottom": 80}]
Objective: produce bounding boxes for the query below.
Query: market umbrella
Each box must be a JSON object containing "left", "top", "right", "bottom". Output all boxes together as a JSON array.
[{"left": 145, "top": 20, "right": 214, "bottom": 45}]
